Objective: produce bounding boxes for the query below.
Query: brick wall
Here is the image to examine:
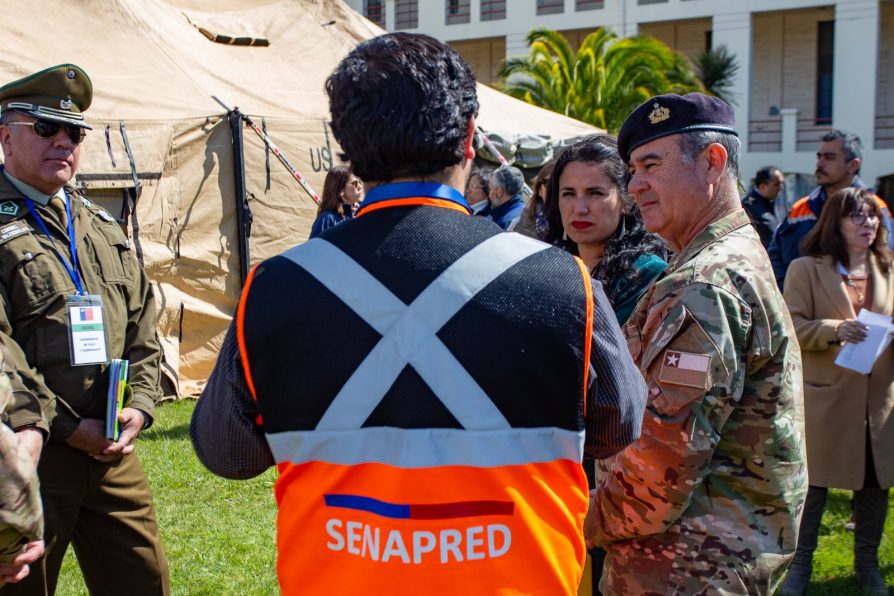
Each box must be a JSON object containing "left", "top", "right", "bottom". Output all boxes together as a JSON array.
[
  {"left": 450, "top": 37, "right": 508, "bottom": 84},
  {"left": 751, "top": 7, "right": 834, "bottom": 122},
  {"left": 639, "top": 18, "right": 711, "bottom": 62}
]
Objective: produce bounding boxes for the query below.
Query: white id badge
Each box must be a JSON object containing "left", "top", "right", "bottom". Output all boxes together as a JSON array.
[{"left": 66, "top": 294, "right": 109, "bottom": 366}]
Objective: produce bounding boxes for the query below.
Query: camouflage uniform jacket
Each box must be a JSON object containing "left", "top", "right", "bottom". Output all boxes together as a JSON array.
[
  {"left": 0, "top": 364, "right": 42, "bottom": 562},
  {"left": 590, "top": 209, "right": 807, "bottom": 595},
  {"left": 0, "top": 169, "right": 162, "bottom": 440}
]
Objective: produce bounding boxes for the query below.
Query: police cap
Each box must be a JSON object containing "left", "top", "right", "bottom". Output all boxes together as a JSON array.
[
  {"left": 617, "top": 92, "right": 736, "bottom": 162},
  {"left": 0, "top": 64, "right": 93, "bottom": 129}
]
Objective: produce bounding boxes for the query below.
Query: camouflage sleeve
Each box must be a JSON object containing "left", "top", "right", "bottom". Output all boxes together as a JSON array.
[
  {"left": 121, "top": 258, "right": 163, "bottom": 426},
  {"left": 0, "top": 370, "right": 43, "bottom": 562},
  {"left": 589, "top": 282, "right": 747, "bottom": 544},
  {"left": 782, "top": 258, "right": 841, "bottom": 350}
]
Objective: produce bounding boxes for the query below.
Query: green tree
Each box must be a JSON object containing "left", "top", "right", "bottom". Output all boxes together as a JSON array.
[
  {"left": 694, "top": 45, "right": 741, "bottom": 106},
  {"left": 498, "top": 28, "right": 704, "bottom": 133}
]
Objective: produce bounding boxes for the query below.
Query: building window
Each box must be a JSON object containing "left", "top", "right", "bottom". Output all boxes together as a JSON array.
[
  {"left": 481, "top": 0, "right": 506, "bottom": 21},
  {"left": 446, "top": 0, "right": 471, "bottom": 25},
  {"left": 395, "top": 0, "right": 418, "bottom": 30},
  {"left": 638, "top": 0, "right": 668, "bottom": 4},
  {"left": 705, "top": 30, "right": 713, "bottom": 52},
  {"left": 576, "top": 0, "right": 604, "bottom": 10},
  {"left": 816, "top": 20, "right": 834, "bottom": 125},
  {"left": 536, "top": 0, "right": 564, "bottom": 16},
  {"left": 363, "top": 0, "right": 385, "bottom": 28}
]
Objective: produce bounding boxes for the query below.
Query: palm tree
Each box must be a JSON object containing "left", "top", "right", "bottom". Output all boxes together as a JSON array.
[
  {"left": 694, "top": 45, "right": 740, "bottom": 106},
  {"left": 498, "top": 28, "right": 704, "bottom": 133}
]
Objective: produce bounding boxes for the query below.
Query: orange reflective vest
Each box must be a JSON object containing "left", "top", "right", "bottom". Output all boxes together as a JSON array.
[{"left": 238, "top": 193, "right": 593, "bottom": 594}]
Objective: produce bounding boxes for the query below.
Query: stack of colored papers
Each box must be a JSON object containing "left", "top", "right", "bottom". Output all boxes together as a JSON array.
[{"left": 105, "top": 359, "right": 129, "bottom": 440}]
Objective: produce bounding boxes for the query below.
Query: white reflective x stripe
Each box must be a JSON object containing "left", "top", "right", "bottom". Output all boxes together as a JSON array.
[
  {"left": 265, "top": 427, "right": 585, "bottom": 468},
  {"left": 283, "top": 233, "right": 549, "bottom": 431}
]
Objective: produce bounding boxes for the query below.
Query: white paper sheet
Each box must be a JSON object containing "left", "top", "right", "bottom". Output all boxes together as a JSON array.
[{"left": 834, "top": 309, "right": 894, "bottom": 374}]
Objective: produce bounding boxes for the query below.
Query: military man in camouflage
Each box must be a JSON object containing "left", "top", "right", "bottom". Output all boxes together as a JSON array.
[
  {"left": 584, "top": 93, "right": 807, "bottom": 594},
  {"left": 0, "top": 361, "right": 43, "bottom": 587},
  {"left": 0, "top": 65, "right": 169, "bottom": 595}
]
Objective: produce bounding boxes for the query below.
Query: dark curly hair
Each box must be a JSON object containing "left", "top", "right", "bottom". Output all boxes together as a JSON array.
[
  {"left": 326, "top": 33, "right": 479, "bottom": 182},
  {"left": 545, "top": 135, "right": 670, "bottom": 307}
]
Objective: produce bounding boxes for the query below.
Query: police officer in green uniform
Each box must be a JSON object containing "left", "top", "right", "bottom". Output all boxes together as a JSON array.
[{"left": 0, "top": 65, "right": 169, "bottom": 595}]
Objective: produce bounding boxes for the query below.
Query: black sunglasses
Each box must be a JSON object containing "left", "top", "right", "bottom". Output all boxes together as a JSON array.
[{"left": 7, "top": 119, "right": 86, "bottom": 144}]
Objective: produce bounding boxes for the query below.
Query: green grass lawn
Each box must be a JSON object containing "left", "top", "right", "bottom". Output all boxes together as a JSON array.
[
  {"left": 56, "top": 400, "right": 893, "bottom": 595},
  {"left": 58, "top": 400, "right": 279, "bottom": 595}
]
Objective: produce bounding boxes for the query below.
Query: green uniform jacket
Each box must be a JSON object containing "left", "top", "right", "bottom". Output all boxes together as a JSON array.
[
  {"left": 0, "top": 364, "right": 42, "bottom": 562},
  {"left": 591, "top": 209, "right": 808, "bottom": 595},
  {"left": 0, "top": 169, "right": 162, "bottom": 441}
]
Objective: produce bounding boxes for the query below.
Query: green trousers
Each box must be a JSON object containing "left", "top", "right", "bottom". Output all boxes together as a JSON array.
[{"left": 1, "top": 440, "right": 169, "bottom": 596}]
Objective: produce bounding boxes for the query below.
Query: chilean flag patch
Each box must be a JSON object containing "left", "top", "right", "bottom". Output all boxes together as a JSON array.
[{"left": 658, "top": 350, "right": 711, "bottom": 389}]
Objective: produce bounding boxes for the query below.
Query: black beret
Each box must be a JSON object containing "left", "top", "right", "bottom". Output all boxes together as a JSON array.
[
  {"left": 617, "top": 92, "right": 737, "bottom": 162},
  {"left": 0, "top": 64, "right": 92, "bottom": 129}
]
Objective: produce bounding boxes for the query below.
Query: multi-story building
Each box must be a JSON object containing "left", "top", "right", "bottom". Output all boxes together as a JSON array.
[{"left": 343, "top": 0, "right": 894, "bottom": 200}]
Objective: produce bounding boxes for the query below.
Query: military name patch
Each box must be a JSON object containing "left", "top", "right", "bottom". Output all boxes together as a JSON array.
[
  {"left": 658, "top": 350, "right": 710, "bottom": 389},
  {"left": 0, "top": 201, "right": 20, "bottom": 217},
  {"left": 0, "top": 220, "right": 32, "bottom": 244}
]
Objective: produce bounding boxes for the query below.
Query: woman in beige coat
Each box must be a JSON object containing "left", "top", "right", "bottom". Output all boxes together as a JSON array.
[{"left": 780, "top": 187, "right": 894, "bottom": 595}]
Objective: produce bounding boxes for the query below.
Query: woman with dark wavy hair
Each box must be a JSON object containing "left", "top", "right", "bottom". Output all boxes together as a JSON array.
[
  {"left": 545, "top": 135, "right": 669, "bottom": 324},
  {"left": 308, "top": 165, "right": 363, "bottom": 239}
]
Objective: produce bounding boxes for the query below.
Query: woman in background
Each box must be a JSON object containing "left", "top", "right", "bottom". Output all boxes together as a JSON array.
[
  {"left": 545, "top": 135, "right": 668, "bottom": 325},
  {"left": 309, "top": 165, "right": 364, "bottom": 239},
  {"left": 545, "top": 134, "right": 668, "bottom": 595},
  {"left": 465, "top": 168, "right": 492, "bottom": 216},
  {"left": 780, "top": 187, "right": 894, "bottom": 596},
  {"left": 516, "top": 160, "right": 554, "bottom": 241}
]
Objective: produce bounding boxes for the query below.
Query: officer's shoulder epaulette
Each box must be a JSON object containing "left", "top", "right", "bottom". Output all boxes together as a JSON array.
[
  {"left": 75, "top": 194, "right": 118, "bottom": 224},
  {"left": 0, "top": 198, "right": 27, "bottom": 225}
]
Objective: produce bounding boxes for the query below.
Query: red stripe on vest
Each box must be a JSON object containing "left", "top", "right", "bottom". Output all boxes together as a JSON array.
[
  {"left": 237, "top": 263, "right": 260, "bottom": 403},
  {"left": 357, "top": 197, "right": 472, "bottom": 216}
]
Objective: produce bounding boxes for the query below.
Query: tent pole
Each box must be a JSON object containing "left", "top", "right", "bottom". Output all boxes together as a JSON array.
[{"left": 229, "top": 108, "right": 251, "bottom": 287}]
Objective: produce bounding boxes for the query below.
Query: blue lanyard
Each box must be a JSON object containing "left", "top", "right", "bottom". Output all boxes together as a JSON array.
[
  {"left": 361, "top": 182, "right": 471, "bottom": 213},
  {"left": 24, "top": 195, "right": 84, "bottom": 295}
]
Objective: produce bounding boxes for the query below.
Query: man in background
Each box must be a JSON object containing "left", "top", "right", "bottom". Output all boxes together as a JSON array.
[
  {"left": 487, "top": 164, "right": 525, "bottom": 230},
  {"left": 742, "top": 165, "right": 784, "bottom": 248},
  {"left": 768, "top": 130, "right": 891, "bottom": 288}
]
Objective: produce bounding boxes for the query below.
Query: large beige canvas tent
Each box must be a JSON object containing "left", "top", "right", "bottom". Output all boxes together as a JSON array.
[{"left": 0, "top": 0, "right": 599, "bottom": 396}]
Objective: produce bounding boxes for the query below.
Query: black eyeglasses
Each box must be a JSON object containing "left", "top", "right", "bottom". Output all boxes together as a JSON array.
[
  {"left": 6, "top": 119, "right": 86, "bottom": 144},
  {"left": 848, "top": 212, "right": 880, "bottom": 225}
]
